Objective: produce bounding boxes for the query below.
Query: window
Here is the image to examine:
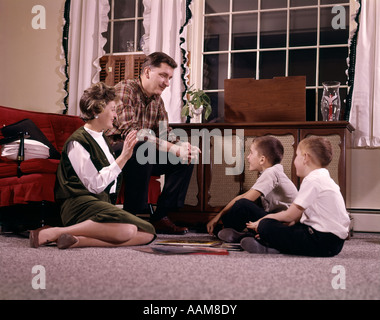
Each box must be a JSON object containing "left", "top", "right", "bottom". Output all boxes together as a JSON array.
[
  {"left": 201, "top": 0, "right": 350, "bottom": 121},
  {"left": 100, "top": 0, "right": 145, "bottom": 86},
  {"left": 103, "top": 0, "right": 144, "bottom": 54}
]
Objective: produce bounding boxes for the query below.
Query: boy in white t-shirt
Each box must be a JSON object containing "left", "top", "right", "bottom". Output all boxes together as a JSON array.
[
  {"left": 244, "top": 136, "right": 351, "bottom": 257},
  {"left": 206, "top": 136, "right": 298, "bottom": 242}
]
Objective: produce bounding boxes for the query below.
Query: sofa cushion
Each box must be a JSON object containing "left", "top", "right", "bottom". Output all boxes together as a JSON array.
[
  {"left": 0, "top": 158, "right": 59, "bottom": 178},
  {"left": 20, "top": 159, "right": 59, "bottom": 174},
  {"left": 0, "top": 159, "right": 18, "bottom": 178},
  {"left": 1, "top": 119, "right": 61, "bottom": 159},
  {"left": 0, "top": 173, "right": 56, "bottom": 206}
]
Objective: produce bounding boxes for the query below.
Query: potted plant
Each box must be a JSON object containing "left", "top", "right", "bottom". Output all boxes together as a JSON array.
[{"left": 181, "top": 85, "right": 212, "bottom": 123}]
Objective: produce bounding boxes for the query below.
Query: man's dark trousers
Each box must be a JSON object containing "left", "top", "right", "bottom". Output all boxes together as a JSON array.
[{"left": 121, "top": 142, "right": 194, "bottom": 221}]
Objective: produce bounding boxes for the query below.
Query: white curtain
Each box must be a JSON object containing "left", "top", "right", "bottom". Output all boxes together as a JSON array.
[
  {"left": 143, "top": 0, "right": 189, "bottom": 123},
  {"left": 66, "top": 0, "right": 110, "bottom": 116},
  {"left": 349, "top": 0, "right": 380, "bottom": 147}
]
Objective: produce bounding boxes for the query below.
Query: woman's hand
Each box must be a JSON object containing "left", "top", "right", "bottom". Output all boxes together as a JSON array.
[
  {"left": 121, "top": 130, "right": 138, "bottom": 161},
  {"left": 116, "top": 130, "right": 137, "bottom": 170}
]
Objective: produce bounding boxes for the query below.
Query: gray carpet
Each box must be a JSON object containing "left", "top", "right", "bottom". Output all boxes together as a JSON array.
[{"left": 0, "top": 231, "right": 379, "bottom": 300}]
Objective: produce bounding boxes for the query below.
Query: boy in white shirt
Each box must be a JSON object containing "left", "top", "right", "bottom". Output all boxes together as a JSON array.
[
  {"left": 244, "top": 136, "right": 350, "bottom": 257},
  {"left": 207, "top": 136, "right": 298, "bottom": 242}
]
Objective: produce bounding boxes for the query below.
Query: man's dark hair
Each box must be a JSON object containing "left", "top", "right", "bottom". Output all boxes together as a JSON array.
[{"left": 141, "top": 52, "right": 177, "bottom": 73}]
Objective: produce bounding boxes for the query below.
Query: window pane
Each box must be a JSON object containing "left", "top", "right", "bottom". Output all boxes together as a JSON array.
[
  {"left": 137, "top": 20, "right": 144, "bottom": 51},
  {"left": 320, "top": 7, "right": 349, "bottom": 45},
  {"left": 203, "top": 54, "right": 228, "bottom": 90},
  {"left": 102, "top": 23, "right": 110, "bottom": 53},
  {"left": 107, "top": 0, "right": 112, "bottom": 18},
  {"left": 319, "top": 47, "right": 348, "bottom": 86},
  {"left": 137, "top": 0, "right": 143, "bottom": 17},
  {"left": 114, "top": 0, "right": 135, "bottom": 19},
  {"left": 261, "top": 0, "right": 287, "bottom": 9},
  {"left": 231, "top": 52, "right": 257, "bottom": 79},
  {"left": 233, "top": 0, "right": 258, "bottom": 11},
  {"left": 317, "top": 88, "right": 323, "bottom": 120},
  {"left": 289, "top": 49, "right": 316, "bottom": 86},
  {"left": 339, "top": 88, "right": 348, "bottom": 120},
  {"left": 204, "top": 15, "right": 229, "bottom": 52},
  {"left": 321, "top": 0, "right": 349, "bottom": 4},
  {"left": 259, "top": 51, "right": 286, "bottom": 79},
  {"left": 232, "top": 13, "right": 258, "bottom": 50},
  {"left": 205, "top": 0, "right": 229, "bottom": 14},
  {"left": 207, "top": 92, "right": 225, "bottom": 122},
  {"left": 306, "top": 89, "right": 316, "bottom": 121},
  {"left": 290, "top": 0, "right": 318, "bottom": 6},
  {"left": 289, "top": 9, "right": 317, "bottom": 46},
  {"left": 260, "top": 11, "right": 287, "bottom": 48},
  {"left": 113, "top": 21, "right": 134, "bottom": 53}
]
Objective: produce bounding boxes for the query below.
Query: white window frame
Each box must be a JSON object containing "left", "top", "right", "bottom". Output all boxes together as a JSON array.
[{"left": 189, "top": 0, "right": 353, "bottom": 121}]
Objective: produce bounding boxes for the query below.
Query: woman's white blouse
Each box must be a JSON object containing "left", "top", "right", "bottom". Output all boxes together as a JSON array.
[{"left": 67, "top": 127, "right": 121, "bottom": 194}]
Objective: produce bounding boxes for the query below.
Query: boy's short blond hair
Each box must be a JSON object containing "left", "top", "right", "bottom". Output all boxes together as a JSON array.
[{"left": 298, "top": 136, "right": 333, "bottom": 167}]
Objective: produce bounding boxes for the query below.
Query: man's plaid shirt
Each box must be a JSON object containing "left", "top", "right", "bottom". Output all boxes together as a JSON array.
[{"left": 106, "top": 78, "right": 176, "bottom": 145}]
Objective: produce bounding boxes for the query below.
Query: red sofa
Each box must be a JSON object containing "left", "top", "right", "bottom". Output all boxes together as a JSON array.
[{"left": 0, "top": 105, "right": 160, "bottom": 231}]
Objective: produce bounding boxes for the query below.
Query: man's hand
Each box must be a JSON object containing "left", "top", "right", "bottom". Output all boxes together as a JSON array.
[{"left": 170, "top": 141, "right": 201, "bottom": 164}]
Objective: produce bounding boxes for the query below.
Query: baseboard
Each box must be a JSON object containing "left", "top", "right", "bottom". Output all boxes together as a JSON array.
[{"left": 349, "top": 209, "right": 380, "bottom": 233}]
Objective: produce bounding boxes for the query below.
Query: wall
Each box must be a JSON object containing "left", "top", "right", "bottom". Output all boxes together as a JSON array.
[
  {"left": 349, "top": 149, "right": 380, "bottom": 208},
  {"left": 0, "top": 0, "right": 66, "bottom": 113},
  {"left": 348, "top": 149, "right": 380, "bottom": 232}
]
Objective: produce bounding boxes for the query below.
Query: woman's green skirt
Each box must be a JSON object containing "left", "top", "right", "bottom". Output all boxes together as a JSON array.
[{"left": 60, "top": 195, "right": 156, "bottom": 236}]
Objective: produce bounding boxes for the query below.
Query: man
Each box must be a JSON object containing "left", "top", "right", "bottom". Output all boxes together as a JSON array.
[{"left": 107, "top": 52, "right": 198, "bottom": 234}]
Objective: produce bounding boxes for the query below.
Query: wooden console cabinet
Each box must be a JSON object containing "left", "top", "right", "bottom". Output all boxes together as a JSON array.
[{"left": 169, "top": 121, "right": 354, "bottom": 225}]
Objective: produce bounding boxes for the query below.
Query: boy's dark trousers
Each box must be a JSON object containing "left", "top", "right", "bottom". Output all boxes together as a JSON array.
[
  {"left": 258, "top": 219, "right": 345, "bottom": 257},
  {"left": 222, "top": 198, "right": 345, "bottom": 257},
  {"left": 222, "top": 198, "right": 268, "bottom": 231},
  {"left": 120, "top": 142, "right": 194, "bottom": 221}
]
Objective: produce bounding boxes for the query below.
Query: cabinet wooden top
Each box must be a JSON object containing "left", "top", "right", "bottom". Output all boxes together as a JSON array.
[{"left": 170, "top": 121, "right": 355, "bottom": 132}]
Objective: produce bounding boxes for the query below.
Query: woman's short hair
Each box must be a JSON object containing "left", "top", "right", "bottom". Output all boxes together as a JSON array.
[
  {"left": 253, "top": 136, "right": 284, "bottom": 165},
  {"left": 79, "top": 82, "right": 116, "bottom": 121}
]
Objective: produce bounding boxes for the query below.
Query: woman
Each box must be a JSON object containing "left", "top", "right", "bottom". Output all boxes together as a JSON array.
[{"left": 29, "top": 82, "right": 156, "bottom": 249}]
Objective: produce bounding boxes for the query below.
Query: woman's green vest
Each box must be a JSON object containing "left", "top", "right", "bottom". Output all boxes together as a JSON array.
[{"left": 55, "top": 127, "right": 121, "bottom": 204}]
